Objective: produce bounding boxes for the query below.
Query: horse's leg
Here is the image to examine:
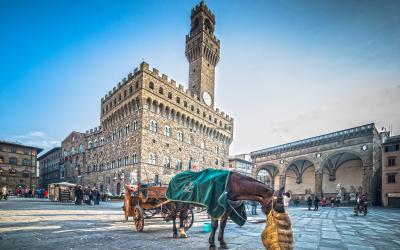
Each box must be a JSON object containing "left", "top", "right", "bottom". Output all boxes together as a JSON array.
[
  {"left": 218, "top": 211, "right": 230, "bottom": 249},
  {"left": 178, "top": 207, "right": 188, "bottom": 238},
  {"left": 208, "top": 218, "right": 219, "bottom": 249},
  {"left": 172, "top": 213, "right": 178, "bottom": 238}
]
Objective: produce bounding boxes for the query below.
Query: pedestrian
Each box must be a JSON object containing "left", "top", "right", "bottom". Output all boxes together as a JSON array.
[
  {"left": 94, "top": 189, "right": 101, "bottom": 205},
  {"left": 321, "top": 197, "right": 327, "bottom": 207},
  {"left": 75, "top": 186, "right": 83, "bottom": 205},
  {"left": 314, "top": 196, "right": 320, "bottom": 211},
  {"left": 283, "top": 192, "right": 291, "bottom": 213},
  {"left": 307, "top": 196, "right": 312, "bottom": 211},
  {"left": 335, "top": 197, "right": 341, "bottom": 207},
  {"left": 330, "top": 196, "right": 335, "bottom": 208},
  {"left": 44, "top": 189, "right": 48, "bottom": 198},
  {"left": 251, "top": 201, "right": 258, "bottom": 215}
]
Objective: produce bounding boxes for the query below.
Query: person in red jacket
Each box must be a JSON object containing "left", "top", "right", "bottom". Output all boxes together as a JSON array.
[{"left": 44, "top": 189, "right": 48, "bottom": 198}]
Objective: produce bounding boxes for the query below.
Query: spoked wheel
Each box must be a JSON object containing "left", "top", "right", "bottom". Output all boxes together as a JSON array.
[
  {"left": 183, "top": 208, "right": 194, "bottom": 230},
  {"left": 134, "top": 205, "right": 144, "bottom": 232}
]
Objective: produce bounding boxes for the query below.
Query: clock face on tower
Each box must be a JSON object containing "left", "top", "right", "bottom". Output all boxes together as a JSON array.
[{"left": 202, "top": 91, "right": 212, "bottom": 106}]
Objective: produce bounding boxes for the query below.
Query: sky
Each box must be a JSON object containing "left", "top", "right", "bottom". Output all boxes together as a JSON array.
[{"left": 0, "top": 0, "right": 399, "bottom": 155}]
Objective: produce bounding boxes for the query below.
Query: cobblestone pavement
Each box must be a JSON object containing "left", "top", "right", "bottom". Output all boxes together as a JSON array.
[{"left": 1, "top": 198, "right": 400, "bottom": 250}]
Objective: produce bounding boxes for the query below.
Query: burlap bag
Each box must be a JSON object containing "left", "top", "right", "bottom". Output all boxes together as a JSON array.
[{"left": 261, "top": 210, "right": 293, "bottom": 250}]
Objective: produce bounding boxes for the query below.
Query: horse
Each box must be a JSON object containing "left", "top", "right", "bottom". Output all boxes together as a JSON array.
[{"left": 206, "top": 171, "right": 276, "bottom": 249}]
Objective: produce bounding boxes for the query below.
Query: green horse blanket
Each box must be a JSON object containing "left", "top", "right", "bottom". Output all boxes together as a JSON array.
[{"left": 166, "top": 168, "right": 247, "bottom": 226}]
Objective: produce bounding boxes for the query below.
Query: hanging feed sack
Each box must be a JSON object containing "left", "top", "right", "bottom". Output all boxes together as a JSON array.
[{"left": 261, "top": 210, "right": 293, "bottom": 250}]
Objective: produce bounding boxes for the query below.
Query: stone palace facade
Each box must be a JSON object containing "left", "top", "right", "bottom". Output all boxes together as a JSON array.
[{"left": 44, "top": 2, "right": 233, "bottom": 194}]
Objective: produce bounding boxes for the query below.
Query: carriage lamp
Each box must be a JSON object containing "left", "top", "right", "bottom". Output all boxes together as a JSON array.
[
  {"left": 279, "top": 160, "right": 284, "bottom": 164},
  {"left": 316, "top": 153, "right": 321, "bottom": 158},
  {"left": 362, "top": 145, "right": 367, "bottom": 151}
]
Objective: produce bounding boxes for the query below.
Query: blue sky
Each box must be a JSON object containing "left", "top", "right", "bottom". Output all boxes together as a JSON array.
[{"left": 0, "top": 0, "right": 399, "bottom": 155}]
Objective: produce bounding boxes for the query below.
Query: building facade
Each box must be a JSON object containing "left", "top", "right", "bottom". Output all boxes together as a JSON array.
[
  {"left": 79, "top": 2, "right": 233, "bottom": 194},
  {"left": 38, "top": 147, "right": 62, "bottom": 188},
  {"left": 229, "top": 154, "right": 253, "bottom": 177},
  {"left": 60, "top": 132, "right": 86, "bottom": 185},
  {"left": 0, "top": 141, "right": 43, "bottom": 191},
  {"left": 381, "top": 135, "right": 400, "bottom": 207},
  {"left": 251, "top": 124, "right": 384, "bottom": 205}
]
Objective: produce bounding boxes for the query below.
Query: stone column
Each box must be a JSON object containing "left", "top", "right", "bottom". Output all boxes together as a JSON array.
[
  {"left": 315, "top": 172, "right": 323, "bottom": 197},
  {"left": 279, "top": 175, "right": 286, "bottom": 190},
  {"left": 362, "top": 164, "right": 372, "bottom": 197}
]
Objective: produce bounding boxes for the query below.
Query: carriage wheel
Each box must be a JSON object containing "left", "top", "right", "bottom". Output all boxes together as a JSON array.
[
  {"left": 184, "top": 208, "right": 194, "bottom": 230},
  {"left": 134, "top": 205, "right": 144, "bottom": 232}
]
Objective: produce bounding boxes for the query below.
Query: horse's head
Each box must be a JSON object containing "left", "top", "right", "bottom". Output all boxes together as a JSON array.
[{"left": 260, "top": 186, "right": 275, "bottom": 215}]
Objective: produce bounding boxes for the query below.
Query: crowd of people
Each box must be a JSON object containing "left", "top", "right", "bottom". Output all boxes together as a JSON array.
[{"left": 74, "top": 186, "right": 104, "bottom": 205}]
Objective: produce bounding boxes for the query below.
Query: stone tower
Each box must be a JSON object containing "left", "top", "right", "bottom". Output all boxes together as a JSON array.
[{"left": 185, "top": 1, "right": 220, "bottom": 108}]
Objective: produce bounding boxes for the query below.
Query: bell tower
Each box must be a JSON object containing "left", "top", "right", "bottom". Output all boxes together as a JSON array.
[{"left": 185, "top": 1, "right": 220, "bottom": 107}]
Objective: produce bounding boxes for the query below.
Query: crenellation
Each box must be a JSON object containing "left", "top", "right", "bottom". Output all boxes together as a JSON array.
[
  {"left": 152, "top": 68, "right": 159, "bottom": 77},
  {"left": 178, "top": 84, "right": 184, "bottom": 91},
  {"left": 113, "top": 87, "right": 116, "bottom": 93},
  {"left": 170, "top": 79, "right": 176, "bottom": 85},
  {"left": 161, "top": 74, "right": 168, "bottom": 81},
  {"left": 134, "top": 67, "right": 139, "bottom": 74}
]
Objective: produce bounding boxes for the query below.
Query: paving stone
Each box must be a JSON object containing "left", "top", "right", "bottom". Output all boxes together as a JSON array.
[{"left": 1, "top": 199, "right": 400, "bottom": 250}]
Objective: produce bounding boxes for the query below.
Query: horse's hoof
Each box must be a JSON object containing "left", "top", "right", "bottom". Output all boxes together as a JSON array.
[
  {"left": 220, "top": 242, "right": 229, "bottom": 249},
  {"left": 173, "top": 233, "right": 178, "bottom": 239},
  {"left": 179, "top": 228, "right": 187, "bottom": 238}
]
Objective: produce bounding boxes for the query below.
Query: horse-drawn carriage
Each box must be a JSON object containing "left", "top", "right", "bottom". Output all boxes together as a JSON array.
[{"left": 123, "top": 184, "right": 194, "bottom": 232}]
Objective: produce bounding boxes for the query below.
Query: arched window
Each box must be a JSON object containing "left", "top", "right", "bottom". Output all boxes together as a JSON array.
[
  {"left": 78, "top": 144, "right": 84, "bottom": 154},
  {"left": 188, "top": 134, "right": 193, "bottom": 145},
  {"left": 176, "top": 159, "right": 183, "bottom": 170},
  {"left": 184, "top": 101, "right": 188, "bottom": 108},
  {"left": 163, "top": 157, "right": 171, "bottom": 168},
  {"left": 191, "top": 105, "right": 194, "bottom": 111},
  {"left": 64, "top": 149, "right": 68, "bottom": 156},
  {"left": 164, "top": 126, "right": 171, "bottom": 137},
  {"left": 124, "top": 156, "right": 129, "bottom": 166},
  {"left": 132, "top": 120, "right": 139, "bottom": 131},
  {"left": 176, "top": 97, "right": 180, "bottom": 104},
  {"left": 60, "top": 166, "right": 65, "bottom": 178},
  {"left": 94, "top": 139, "right": 98, "bottom": 147},
  {"left": 159, "top": 87, "right": 164, "bottom": 95},
  {"left": 132, "top": 153, "right": 138, "bottom": 164},
  {"left": 149, "top": 120, "right": 157, "bottom": 133},
  {"left": 168, "top": 92, "right": 172, "bottom": 99},
  {"left": 149, "top": 81, "right": 154, "bottom": 90},
  {"left": 125, "top": 124, "right": 129, "bottom": 134},
  {"left": 129, "top": 85, "right": 133, "bottom": 93},
  {"left": 177, "top": 131, "right": 183, "bottom": 141},
  {"left": 100, "top": 138, "right": 104, "bottom": 145},
  {"left": 70, "top": 147, "right": 75, "bottom": 156},
  {"left": 214, "top": 146, "right": 219, "bottom": 154},
  {"left": 148, "top": 153, "right": 157, "bottom": 165}
]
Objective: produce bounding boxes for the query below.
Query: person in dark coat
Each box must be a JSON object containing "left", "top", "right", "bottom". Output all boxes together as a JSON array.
[
  {"left": 314, "top": 196, "right": 320, "bottom": 211},
  {"left": 74, "top": 186, "right": 83, "bottom": 205},
  {"left": 307, "top": 196, "right": 312, "bottom": 211}
]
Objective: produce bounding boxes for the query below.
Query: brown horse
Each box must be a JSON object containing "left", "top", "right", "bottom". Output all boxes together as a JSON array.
[{"left": 207, "top": 172, "right": 275, "bottom": 249}]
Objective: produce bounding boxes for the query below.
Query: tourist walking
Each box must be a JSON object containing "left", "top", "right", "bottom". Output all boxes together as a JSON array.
[
  {"left": 314, "top": 196, "right": 320, "bottom": 211},
  {"left": 251, "top": 201, "right": 258, "bottom": 215},
  {"left": 321, "top": 197, "right": 327, "bottom": 207},
  {"left": 74, "top": 186, "right": 83, "bottom": 205},
  {"left": 335, "top": 197, "right": 341, "bottom": 207},
  {"left": 330, "top": 196, "right": 335, "bottom": 208},
  {"left": 307, "top": 196, "right": 312, "bottom": 211},
  {"left": 283, "top": 192, "right": 291, "bottom": 213}
]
